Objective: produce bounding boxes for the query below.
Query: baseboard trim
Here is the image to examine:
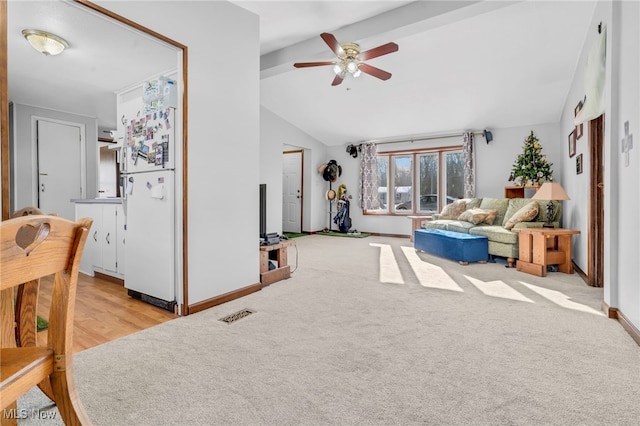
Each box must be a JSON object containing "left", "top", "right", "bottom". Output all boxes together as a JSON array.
[
  {"left": 188, "top": 282, "right": 262, "bottom": 315},
  {"left": 94, "top": 271, "right": 124, "bottom": 286},
  {"left": 308, "top": 230, "right": 407, "bottom": 239},
  {"left": 572, "top": 261, "right": 588, "bottom": 285},
  {"left": 602, "top": 301, "right": 640, "bottom": 346},
  {"left": 368, "top": 232, "right": 407, "bottom": 238}
]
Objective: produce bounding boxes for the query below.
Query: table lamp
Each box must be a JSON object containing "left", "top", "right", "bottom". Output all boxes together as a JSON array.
[{"left": 532, "top": 182, "right": 570, "bottom": 228}]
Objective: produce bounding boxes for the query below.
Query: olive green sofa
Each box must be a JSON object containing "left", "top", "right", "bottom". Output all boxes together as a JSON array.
[{"left": 421, "top": 197, "right": 561, "bottom": 267}]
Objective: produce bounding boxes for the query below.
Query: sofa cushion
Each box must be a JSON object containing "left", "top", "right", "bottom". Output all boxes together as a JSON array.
[
  {"left": 462, "top": 198, "right": 483, "bottom": 210},
  {"left": 422, "top": 220, "right": 450, "bottom": 230},
  {"left": 439, "top": 199, "right": 467, "bottom": 219},
  {"left": 445, "top": 220, "right": 476, "bottom": 233},
  {"left": 458, "top": 208, "right": 492, "bottom": 225},
  {"left": 503, "top": 200, "right": 539, "bottom": 230},
  {"left": 478, "top": 198, "right": 510, "bottom": 226},
  {"left": 469, "top": 225, "right": 519, "bottom": 245}
]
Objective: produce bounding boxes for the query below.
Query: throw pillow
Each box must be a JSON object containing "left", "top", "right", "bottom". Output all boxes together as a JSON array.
[
  {"left": 504, "top": 201, "right": 539, "bottom": 230},
  {"left": 458, "top": 208, "right": 490, "bottom": 225},
  {"left": 482, "top": 209, "right": 498, "bottom": 225},
  {"left": 439, "top": 199, "right": 467, "bottom": 219}
]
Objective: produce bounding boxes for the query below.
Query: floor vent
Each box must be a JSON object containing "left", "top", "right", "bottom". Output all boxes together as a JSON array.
[{"left": 219, "top": 309, "right": 255, "bottom": 324}]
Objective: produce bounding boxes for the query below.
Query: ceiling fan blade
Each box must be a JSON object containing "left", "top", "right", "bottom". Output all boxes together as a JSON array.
[
  {"left": 293, "top": 61, "right": 335, "bottom": 68},
  {"left": 331, "top": 73, "right": 344, "bottom": 86},
  {"left": 320, "top": 32, "right": 345, "bottom": 58},
  {"left": 359, "top": 42, "right": 399, "bottom": 61},
  {"left": 359, "top": 63, "right": 392, "bottom": 81}
]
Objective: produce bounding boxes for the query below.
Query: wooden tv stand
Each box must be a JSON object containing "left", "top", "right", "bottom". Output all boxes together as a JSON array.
[{"left": 259, "top": 240, "right": 296, "bottom": 286}]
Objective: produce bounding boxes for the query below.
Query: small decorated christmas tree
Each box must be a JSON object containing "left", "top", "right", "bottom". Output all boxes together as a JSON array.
[{"left": 509, "top": 131, "right": 553, "bottom": 185}]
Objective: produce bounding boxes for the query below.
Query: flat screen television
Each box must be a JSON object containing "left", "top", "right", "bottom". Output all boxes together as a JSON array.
[{"left": 259, "top": 184, "right": 267, "bottom": 238}]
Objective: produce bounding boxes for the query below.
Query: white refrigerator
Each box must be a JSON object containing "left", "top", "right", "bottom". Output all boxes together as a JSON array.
[{"left": 121, "top": 107, "right": 176, "bottom": 311}]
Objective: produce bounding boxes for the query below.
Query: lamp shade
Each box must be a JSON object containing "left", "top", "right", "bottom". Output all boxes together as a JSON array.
[
  {"left": 22, "top": 29, "right": 69, "bottom": 56},
  {"left": 531, "top": 182, "right": 570, "bottom": 201}
]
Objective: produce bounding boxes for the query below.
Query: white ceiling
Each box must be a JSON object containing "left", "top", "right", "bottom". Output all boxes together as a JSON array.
[
  {"left": 7, "top": 1, "right": 597, "bottom": 146},
  {"left": 7, "top": 0, "right": 178, "bottom": 135}
]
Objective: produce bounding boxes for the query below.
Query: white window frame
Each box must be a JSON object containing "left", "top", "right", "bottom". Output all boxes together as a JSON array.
[{"left": 364, "top": 146, "right": 463, "bottom": 215}]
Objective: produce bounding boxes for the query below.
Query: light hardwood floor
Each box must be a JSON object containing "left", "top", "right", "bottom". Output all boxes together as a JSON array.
[{"left": 37, "top": 273, "right": 177, "bottom": 353}]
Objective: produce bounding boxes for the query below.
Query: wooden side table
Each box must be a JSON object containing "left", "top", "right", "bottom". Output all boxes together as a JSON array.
[
  {"left": 408, "top": 215, "right": 432, "bottom": 241},
  {"left": 504, "top": 184, "right": 540, "bottom": 198},
  {"left": 259, "top": 240, "right": 296, "bottom": 286},
  {"left": 514, "top": 228, "right": 580, "bottom": 277}
]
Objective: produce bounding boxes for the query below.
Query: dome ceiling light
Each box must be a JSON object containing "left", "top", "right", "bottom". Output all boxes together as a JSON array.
[{"left": 22, "top": 29, "right": 69, "bottom": 56}]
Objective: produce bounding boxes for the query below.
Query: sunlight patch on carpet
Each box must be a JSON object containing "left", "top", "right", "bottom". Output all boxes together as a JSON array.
[
  {"left": 465, "top": 275, "right": 533, "bottom": 303},
  {"left": 401, "top": 246, "right": 463, "bottom": 292},
  {"left": 519, "top": 282, "right": 604, "bottom": 316},
  {"left": 370, "top": 243, "right": 404, "bottom": 284}
]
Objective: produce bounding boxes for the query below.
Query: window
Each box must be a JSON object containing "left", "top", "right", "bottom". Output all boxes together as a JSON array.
[
  {"left": 417, "top": 153, "right": 439, "bottom": 212},
  {"left": 445, "top": 151, "right": 465, "bottom": 203},
  {"left": 392, "top": 155, "right": 412, "bottom": 213},
  {"left": 365, "top": 147, "right": 463, "bottom": 215}
]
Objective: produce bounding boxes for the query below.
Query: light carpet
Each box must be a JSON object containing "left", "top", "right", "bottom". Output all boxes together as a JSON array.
[{"left": 19, "top": 235, "right": 640, "bottom": 425}]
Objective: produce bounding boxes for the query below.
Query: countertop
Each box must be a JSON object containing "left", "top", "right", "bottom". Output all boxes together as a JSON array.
[{"left": 71, "top": 198, "right": 123, "bottom": 204}]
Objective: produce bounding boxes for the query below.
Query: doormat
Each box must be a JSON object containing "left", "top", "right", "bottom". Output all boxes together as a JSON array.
[
  {"left": 283, "top": 232, "right": 307, "bottom": 239},
  {"left": 317, "top": 230, "right": 370, "bottom": 238},
  {"left": 37, "top": 316, "right": 48, "bottom": 332}
]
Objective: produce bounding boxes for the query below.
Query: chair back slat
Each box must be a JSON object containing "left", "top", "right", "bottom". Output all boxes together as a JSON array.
[{"left": 0, "top": 216, "right": 92, "bottom": 290}]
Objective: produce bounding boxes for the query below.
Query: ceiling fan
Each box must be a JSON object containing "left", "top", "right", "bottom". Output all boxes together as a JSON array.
[{"left": 293, "top": 33, "right": 399, "bottom": 86}]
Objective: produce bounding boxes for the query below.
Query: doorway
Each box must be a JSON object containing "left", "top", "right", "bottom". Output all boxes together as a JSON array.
[
  {"left": 37, "top": 119, "right": 84, "bottom": 220},
  {"left": 283, "top": 150, "right": 303, "bottom": 233},
  {"left": 1, "top": 0, "right": 191, "bottom": 315},
  {"left": 588, "top": 115, "right": 605, "bottom": 287}
]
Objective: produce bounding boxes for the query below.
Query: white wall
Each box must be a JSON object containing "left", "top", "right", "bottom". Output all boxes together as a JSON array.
[
  {"left": 558, "top": 0, "right": 639, "bottom": 330},
  {"left": 475, "top": 123, "right": 563, "bottom": 199},
  {"left": 611, "top": 0, "right": 639, "bottom": 328},
  {"left": 260, "top": 107, "right": 327, "bottom": 233},
  {"left": 97, "top": 1, "right": 260, "bottom": 306},
  {"left": 559, "top": 1, "right": 611, "bottom": 278},
  {"left": 9, "top": 103, "right": 98, "bottom": 211}
]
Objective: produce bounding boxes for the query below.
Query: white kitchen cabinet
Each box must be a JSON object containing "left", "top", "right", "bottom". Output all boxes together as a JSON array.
[{"left": 75, "top": 201, "right": 125, "bottom": 279}]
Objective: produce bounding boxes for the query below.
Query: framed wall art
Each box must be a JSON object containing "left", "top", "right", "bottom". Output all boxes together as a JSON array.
[
  {"left": 574, "top": 101, "right": 584, "bottom": 139},
  {"left": 576, "top": 153, "right": 583, "bottom": 174},
  {"left": 568, "top": 129, "right": 576, "bottom": 158}
]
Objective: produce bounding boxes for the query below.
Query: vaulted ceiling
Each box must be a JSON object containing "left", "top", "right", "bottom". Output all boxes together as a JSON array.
[
  {"left": 243, "top": 0, "right": 597, "bottom": 146},
  {"left": 7, "top": 1, "right": 597, "bottom": 146}
]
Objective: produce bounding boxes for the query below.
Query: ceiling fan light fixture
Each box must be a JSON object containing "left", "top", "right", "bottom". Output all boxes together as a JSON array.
[
  {"left": 22, "top": 29, "right": 69, "bottom": 56},
  {"left": 294, "top": 33, "right": 398, "bottom": 86}
]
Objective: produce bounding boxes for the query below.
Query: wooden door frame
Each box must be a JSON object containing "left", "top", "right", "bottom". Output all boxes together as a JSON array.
[
  {"left": 1, "top": 0, "right": 9, "bottom": 220},
  {"left": 283, "top": 149, "right": 304, "bottom": 233},
  {"left": 0, "top": 1, "right": 191, "bottom": 314},
  {"left": 588, "top": 115, "right": 605, "bottom": 287}
]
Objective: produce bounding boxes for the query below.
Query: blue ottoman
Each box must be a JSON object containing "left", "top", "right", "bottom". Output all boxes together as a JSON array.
[{"left": 414, "top": 229, "right": 488, "bottom": 264}]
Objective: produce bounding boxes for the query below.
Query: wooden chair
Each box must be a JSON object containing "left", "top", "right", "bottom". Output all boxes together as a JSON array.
[{"left": 0, "top": 215, "right": 93, "bottom": 425}]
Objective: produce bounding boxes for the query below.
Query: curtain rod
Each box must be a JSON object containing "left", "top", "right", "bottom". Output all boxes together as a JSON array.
[{"left": 369, "top": 130, "right": 487, "bottom": 146}]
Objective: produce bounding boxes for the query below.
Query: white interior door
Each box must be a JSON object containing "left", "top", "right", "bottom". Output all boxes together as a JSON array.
[
  {"left": 37, "top": 120, "right": 83, "bottom": 220},
  {"left": 283, "top": 151, "right": 302, "bottom": 233}
]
